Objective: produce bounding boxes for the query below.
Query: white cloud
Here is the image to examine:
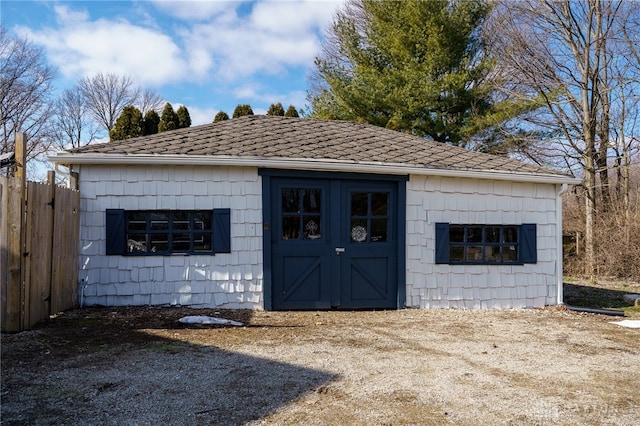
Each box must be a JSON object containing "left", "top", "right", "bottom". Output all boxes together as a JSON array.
[
  {"left": 14, "top": 0, "right": 343, "bottom": 116},
  {"left": 149, "top": 0, "right": 238, "bottom": 22},
  {"left": 18, "top": 8, "right": 195, "bottom": 85},
  {"left": 181, "top": 0, "right": 342, "bottom": 81}
]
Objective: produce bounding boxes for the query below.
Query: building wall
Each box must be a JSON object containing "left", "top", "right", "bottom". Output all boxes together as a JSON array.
[
  {"left": 76, "top": 164, "right": 263, "bottom": 309},
  {"left": 76, "top": 164, "right": 561, "bottom": 310},
  {"left": 405, "top": 175, "right": 560, "bottom": 309}
]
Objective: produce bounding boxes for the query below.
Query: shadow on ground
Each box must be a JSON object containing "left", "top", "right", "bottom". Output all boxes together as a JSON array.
[
  {"left": 1, "top": 307, "right": 336, "bottom": 426},
  {"left": 563, "top": 282, "right": 633, "bottom": 309}
]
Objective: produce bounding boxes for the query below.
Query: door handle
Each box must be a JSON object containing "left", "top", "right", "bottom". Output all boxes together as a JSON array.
[{"left": 335, "top": 247, "right": 345, "bottom": 255}]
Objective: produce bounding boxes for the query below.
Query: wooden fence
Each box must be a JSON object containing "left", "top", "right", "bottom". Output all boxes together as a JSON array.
[{"left": 1, "top": 134, "right": 80, "bottom": 332}]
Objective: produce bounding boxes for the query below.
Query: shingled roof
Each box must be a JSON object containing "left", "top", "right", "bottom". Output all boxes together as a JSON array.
[{"left": 55, "top": 115, "right": 576, "bottom": 183}]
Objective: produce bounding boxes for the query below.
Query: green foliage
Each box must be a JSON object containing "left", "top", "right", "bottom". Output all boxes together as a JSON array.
[
  {"left": 109, "top": 105, "right": 143, "bottom": 141},
  {"left": 143, "top": 110, "right": 160, "bottom": 136},
  {"left": 176, "top": 105, "right": 191, "bottom": 128},
  {"left": 267, "top": 103, "right": 285, "bottom": 116},
  {"left": 284, "top": 105, "right": 300, "bottom": 117},
  {"left": 213, "top": 111, "right": 230, "bottom": 122},
  {"left": 309, "top": 0, "right": 514, "bottom": 148},
  {"left": 232, "top": 104, "right": 254, "bottom": 118},
  {"left": 158, "top": 102, "right": 179, "bottom": 133}
]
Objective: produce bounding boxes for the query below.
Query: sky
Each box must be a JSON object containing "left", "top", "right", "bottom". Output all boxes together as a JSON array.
[{"left": 1, "top": 0, "right": 345, "bottom": 126}]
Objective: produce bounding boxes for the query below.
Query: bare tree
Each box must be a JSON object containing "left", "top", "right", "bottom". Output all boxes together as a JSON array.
[
  {"left": 52, "top": 87, "right": 100, "bottom": 150},
  {"left": 78, "top": 72, "right": 140, "bottom": 136},
  {"left": 484, "top": 0, "right": 640, "bottom": 278},
  {"left": 137, "top": 88, "right": 164, "bottom": 116},
  {"left": 0, "top": 26, "right": 56, "bottom": 161}
]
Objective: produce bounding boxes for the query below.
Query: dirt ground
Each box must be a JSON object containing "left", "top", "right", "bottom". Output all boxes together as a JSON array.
[{"left": 2, "top": 301, "right": 639, "bottom": 426}]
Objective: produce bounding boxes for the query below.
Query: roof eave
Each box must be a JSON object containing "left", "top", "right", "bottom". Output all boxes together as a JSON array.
[{"left": 48, "top": 153, "right": 582, "bottom": 185}]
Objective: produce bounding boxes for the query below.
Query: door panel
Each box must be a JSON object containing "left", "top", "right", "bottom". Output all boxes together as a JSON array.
[
  {"left": 271, "top": 179, "right": 331, "bottom": 309},
  {"left": 270, "top": 177, "right": 398, "bottom": 310},
  {"left": 340, "top": 183, "right": 398, "bottom": 309}
]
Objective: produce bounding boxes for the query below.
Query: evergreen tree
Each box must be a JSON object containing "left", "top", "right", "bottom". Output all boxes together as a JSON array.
[
  {"left": 213, "top": 111, "right": 230, "bottom": 122},
  {"left": 232, "top": 104, "right": 254, "bottom": 118},
  {"left": 176, "top": 105, "right": 191, "bottom": 128},
  {"left": 109, "top": 105, "right": 143, "bottom": 141},
  {"left": 267, "top": 103, "right": 285, "bottom": 116},
  {"left": 309, "top": 0, "right": 519, "bottom": 149},
  {"left": 158, "top": 102, "right": 180, "bottom": 132},
  {"left": 284, "top": 105, "right": 300, "bottom": 117},
  {"left": 143, "top": 109, "right": 160, "bottom": 135}
]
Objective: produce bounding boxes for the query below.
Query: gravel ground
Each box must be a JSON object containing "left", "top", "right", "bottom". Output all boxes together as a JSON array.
[{"left": 1, "top": 306, "right": 639, "bottom": 425}]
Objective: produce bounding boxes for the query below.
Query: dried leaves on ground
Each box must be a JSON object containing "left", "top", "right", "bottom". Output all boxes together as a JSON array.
[{"left": 2, "top": 305, "right": 639, "bottom": 425}]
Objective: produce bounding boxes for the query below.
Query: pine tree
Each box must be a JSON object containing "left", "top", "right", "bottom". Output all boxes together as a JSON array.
[
  {"left": 176, "top": 105, "right": 191, "bottom": 128},
  {"left": 158, "top": 102, "right": 180, "bottom": 132},
  {"left": 213, "top": 111, "right": 230, "bottom": 122},
  {"left": 109, "top": 105, "right": 143, "bottom": 141},
  {"left": 143, "top": 109, "right": 160, "bottom": 135},
  {"left": 310, "top": 0, "right": 507, "bottom": 148},
  {"left": 232, "top": 104, "right": 254, "bottom": 118},
  {"left": 284, "top": 105, "right": 300, "bottom": 117},
  {"left": 267, "top": 103, "right": 285, "bottom": 116}
]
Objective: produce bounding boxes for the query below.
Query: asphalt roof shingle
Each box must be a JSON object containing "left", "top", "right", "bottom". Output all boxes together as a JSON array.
[{"left": 67, "top": 115, "right": 570, "bottom": 178}]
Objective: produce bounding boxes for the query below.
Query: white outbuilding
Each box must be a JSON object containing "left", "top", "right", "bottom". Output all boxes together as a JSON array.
[{"left": 50, "top": 115, "right": 579, "bottom": 310}]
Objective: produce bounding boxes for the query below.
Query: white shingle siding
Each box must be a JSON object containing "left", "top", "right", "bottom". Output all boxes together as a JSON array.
[
  {"left": 76, "top": 163, "right": 561, "bottom": 310},
  {"left": 405, "top": 175, "right": 559, "bottom": 309},
  {"left": 77, "top": 165, "right": 263, "bottom": 309}
]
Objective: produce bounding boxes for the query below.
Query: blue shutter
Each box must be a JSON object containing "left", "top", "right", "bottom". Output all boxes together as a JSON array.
[
  {"left": 520, "top": 223, "right": 537, "bottom": 263},
  {"left": 435, "top": 222, "right": 450, "bottom": 264},
  {"left": 106, "top": 209, "right": 125, "bottom": 255},
  {"left": 213, "top": 208, "right": 231, "bottom": 253}
]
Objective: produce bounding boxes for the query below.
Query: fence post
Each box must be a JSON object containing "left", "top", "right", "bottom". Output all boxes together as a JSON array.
[{"left": 4, "top": 133, "right": 27, "bottom": 332}]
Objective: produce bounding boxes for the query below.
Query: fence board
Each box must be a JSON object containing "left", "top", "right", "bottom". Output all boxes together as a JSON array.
[
  {"left": 50, "top": 185, "right": 80, "bottom": 314},
  {"left": 1, "top": 178, "right": 9, "bottom": 329},
  {"left": 24, "top": 181, "right": 55, "bottom": 329},
  {"left": 2, "top": 177, "right": 24, "bottom": 332}
]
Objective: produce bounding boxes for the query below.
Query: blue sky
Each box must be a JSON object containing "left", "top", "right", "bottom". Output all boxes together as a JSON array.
[{"left": 2, "top": 0, "right": 344, "bottom": 125}]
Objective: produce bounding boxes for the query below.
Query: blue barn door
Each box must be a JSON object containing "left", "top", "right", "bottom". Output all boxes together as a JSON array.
[
  {"left": 339, "top": 182, "right": 398, "bottom": 309},
  {"left": 267, "top": 174, "right": 402, "bottom": 310}
]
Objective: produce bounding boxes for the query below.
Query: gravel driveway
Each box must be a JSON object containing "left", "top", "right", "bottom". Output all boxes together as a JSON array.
[{"left": 1, "top": 306, "right": 639, "bottom": 425}]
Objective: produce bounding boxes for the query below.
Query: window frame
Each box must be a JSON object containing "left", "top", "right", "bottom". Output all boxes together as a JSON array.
[
  {"left": 106, "top": 208, "right": 230, "bottom": 256},
  {"left": 435, "top": 223, "right": 537, "bottom": 265}
]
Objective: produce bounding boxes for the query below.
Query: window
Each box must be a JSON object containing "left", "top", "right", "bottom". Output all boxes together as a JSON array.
[
  {"left": 281, "top": 187, "right": 323, "bottom": 240},
  {"left": 350, "top": 191, "right": 389, "bottom": 243},
  {"left": 435, "top": 223, "right": 537, "bottom": 265},
  {"left": 106, "top": 209, "right": 230, "bottom": 255}
]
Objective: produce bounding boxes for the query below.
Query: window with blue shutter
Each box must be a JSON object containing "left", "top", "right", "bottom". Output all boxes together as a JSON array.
[
  {"left": 435, "top": 223, "right": 537, "bottom": 265},
  {"left": 105, "top": 209, "right": 231, "bottom": 255}
]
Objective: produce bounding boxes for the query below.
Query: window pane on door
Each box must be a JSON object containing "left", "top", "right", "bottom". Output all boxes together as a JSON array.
[
  {"left": 350, "top": 219, "right": 368, "bottom": 242},
  {"left": 282, "top": 217, "right": 300, "bottom": 240},
  {"left": 351, "top": 193, "right": 368, "bottom": 216},
  {"left": 371, "top": 219, "right": 387, "bottom": 242},
  {"left": 282, "top": 188, "right": 299, "bottom": 213},
  {"left": 303, "top": 216, "right": 321, "bottom": 239},
  {"left": 303, "top": 189, "right": 321, "bottom": 213},
  {"left": 371, "top": 193, "right": 388, "bottom": 216}
]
